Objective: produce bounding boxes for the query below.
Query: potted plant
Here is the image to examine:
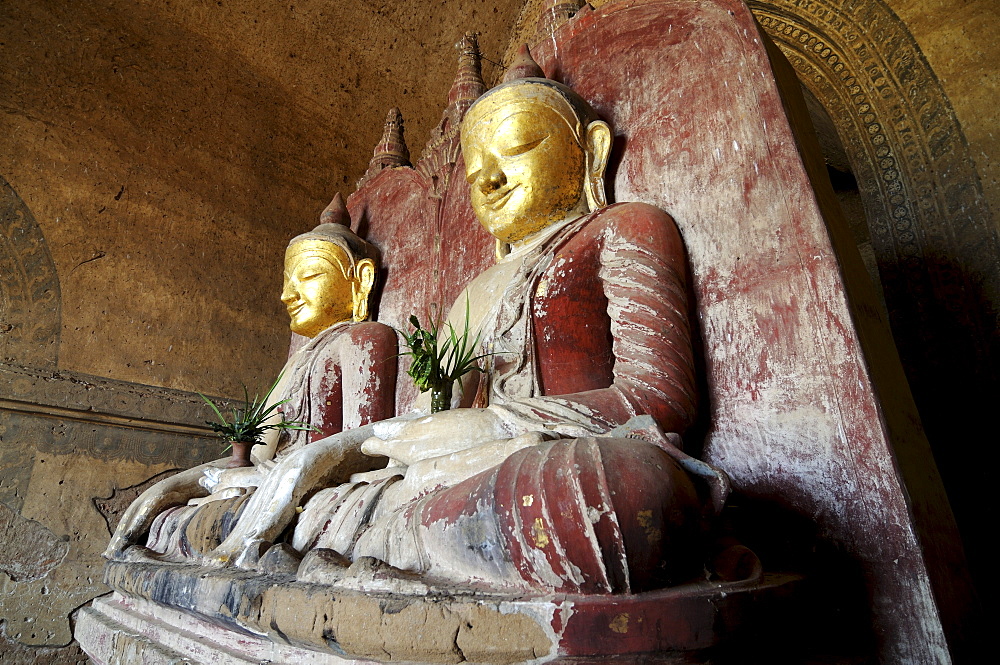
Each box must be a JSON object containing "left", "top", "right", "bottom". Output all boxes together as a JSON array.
[
  {"left": 399, "top": 304, "right": 492, "bottom": 413},
  {"left": 198, "top": 374, "right": 316, "bottom": 468}
]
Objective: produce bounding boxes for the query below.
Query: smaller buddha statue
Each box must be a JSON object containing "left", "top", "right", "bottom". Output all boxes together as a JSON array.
[
  {"left": 104, "top": 196, "right": 396, "bottom": 560},
  {"left": 225, "top": 201, "right": 394, "bottom": 467}
]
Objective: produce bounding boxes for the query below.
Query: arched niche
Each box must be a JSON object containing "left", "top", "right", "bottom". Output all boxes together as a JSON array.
[
  {"left": 0, "top": 175, "right": 61, "bottom": 368},
  {"left": 749, "top": 0, "right": 996, "bottom": 597}
]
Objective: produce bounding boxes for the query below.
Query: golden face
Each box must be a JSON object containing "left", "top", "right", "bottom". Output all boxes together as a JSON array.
[
  {"left": 281, "top": 241, "right": 355, "bottom": 338},
  {"left": 462, "top": 90, "right": 587, "bottom": 244}
]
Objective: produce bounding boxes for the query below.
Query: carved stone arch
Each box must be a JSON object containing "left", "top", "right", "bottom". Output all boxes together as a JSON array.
[
  {"left": 749, "top": 0, "right": 997, "bottom": 587},
  {"left": 0, "top": 175, "right": 61, "bottom": 367},
  {"left": 750, "top": 0, "right": 999, "bottom": 354}
]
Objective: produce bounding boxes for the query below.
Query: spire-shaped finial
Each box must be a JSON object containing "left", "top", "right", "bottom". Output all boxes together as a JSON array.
[
  {"left": 503, "top": 44, "right": 544, "bottom": 82},
  {"left": 447, "top": 32, "right": 486, "bottom": 116},
  {"left": 534, "top": 0, "right": 585, "bottom": 42},
  {"left": 414, "top": 31, "right": 486, "bottom": 185},
  {"left": 319, "top": 192, "right": 350, "bottom": 227},
  {"left": 368, "top": 107, "right": 410, "bottom": 172},
  {"left": 358, "top": 108, "right": 411, "bottom": 187}
]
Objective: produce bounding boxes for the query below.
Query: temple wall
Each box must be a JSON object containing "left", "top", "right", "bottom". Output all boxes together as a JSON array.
[
  {"left": 0, "top": 0, "right": 516, "bottom": 398},
  {"left": 0, "top": 0, "right": 991, "bottom": 661}
]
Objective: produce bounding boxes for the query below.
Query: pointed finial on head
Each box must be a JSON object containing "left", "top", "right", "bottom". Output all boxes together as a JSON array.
[
  {"left": 369, "top": 107, "right": 411, "bottom": 170},
  {"left": 319, "top": 192, "right": 350, "bottom": 227},
  {"left": 448, "top": 32, "right": 486, "bottom": 110},
  {"left": 503, "top": 44, "right": 544, "bottom": 82},
  {"left": 414, "top": 31, "right": 486, "bottom": 180}
]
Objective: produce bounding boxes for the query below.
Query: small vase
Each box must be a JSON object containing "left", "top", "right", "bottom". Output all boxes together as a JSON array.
[
  {"left": 430, "top": 383, "right": 453, "bottom": 413},
  {"left": 226, "top": 440, "right": 254, "bottom": 468}
]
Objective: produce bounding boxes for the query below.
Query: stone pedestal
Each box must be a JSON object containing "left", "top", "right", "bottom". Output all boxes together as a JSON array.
[{"left": 77, "top": 561, "right": 801, "bottom": 664}]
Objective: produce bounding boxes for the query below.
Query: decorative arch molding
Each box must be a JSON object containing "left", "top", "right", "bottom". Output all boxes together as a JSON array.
[
  {"left": 0, "top": 175, "right": 61, "bottom": 368},
  {"left": 749, "top": 0, "right": 997, "bottom": 591},
  {"left": 749, "top": 1, "right": 999, "bottom": 358}
]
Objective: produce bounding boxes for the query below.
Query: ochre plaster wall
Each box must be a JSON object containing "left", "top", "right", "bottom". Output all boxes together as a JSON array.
[
  {"left": 0, "top": 0, "right": 522, "bottom": 398},
  {"left": 891, "top": 0, "right": 999, "bottom": 221}
]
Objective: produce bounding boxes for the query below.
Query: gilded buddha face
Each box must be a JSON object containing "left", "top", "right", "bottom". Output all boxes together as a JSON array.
[
  {"left": 281, "top": 240, "right": 375, "bottom": 338},
  {"left": 461, "top": 81, "right": 611, "bottom": 245}
]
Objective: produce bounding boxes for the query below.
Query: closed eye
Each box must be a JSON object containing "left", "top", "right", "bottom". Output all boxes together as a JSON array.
[{"left": 501, "top": 136, "right": 545, "bottom": 157}]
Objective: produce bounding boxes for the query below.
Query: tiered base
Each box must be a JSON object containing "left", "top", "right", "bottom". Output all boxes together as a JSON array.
[{"left": 77, "top": 560, "right": 801, "bottom": 664}]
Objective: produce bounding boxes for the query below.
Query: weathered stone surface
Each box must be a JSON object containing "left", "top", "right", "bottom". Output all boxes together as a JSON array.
[
  {"left": 0, "top": 504, "right": 69, "bottom": 582},
  {"left": 0, "top": 450, "right": 191, "bottom": 646},
  {"left": 0, "top": 452, "right": 175, "bottom": 646},
  {"left": 0, "top": 357, "right": 233, "bottom": 648},
  {"left": 93, "top": 470, "right": 181, "bottom": 536},
  {"left": 88, "top": 562, "right": 799, "bottom": 663},
  {"left": 78, "top": 594, "right": 377, "bottom": 665},
  {"left": 0, "top": 627, "right": 89, "bottom": 665}
]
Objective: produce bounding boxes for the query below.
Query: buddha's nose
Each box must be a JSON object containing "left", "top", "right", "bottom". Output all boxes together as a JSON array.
[
  {"left": 480, "top": 159, "right": 506, "bottom": 194},
  {"left": 280, "top": 282, "right": 298, "bottom": 305}
]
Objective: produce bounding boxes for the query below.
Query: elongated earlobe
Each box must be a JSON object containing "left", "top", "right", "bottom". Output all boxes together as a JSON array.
[
  {"left": 584, "top": 120, "right": 612, "bottom": 211},
  {"left": 352, "top": 258, "right": 377, "bottom": 321}
]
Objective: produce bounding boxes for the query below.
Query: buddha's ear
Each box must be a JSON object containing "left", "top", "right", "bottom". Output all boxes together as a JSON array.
[
  {"left": 352, "top": 258, "right": 377, "bottom": 321},
  {"left": 584, "top": 120, "right": 612, "bottom": 211}
]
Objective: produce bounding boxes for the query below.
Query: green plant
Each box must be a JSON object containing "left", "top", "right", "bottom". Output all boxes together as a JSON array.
[
  {"left": 398, "top": 303, "right": 492, "bottom": 412},
  {"left": 198, "top": 373, "right": 316, "bottom": 447}
]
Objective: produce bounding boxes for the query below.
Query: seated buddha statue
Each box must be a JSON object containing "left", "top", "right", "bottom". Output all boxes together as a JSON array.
[
  {"left": 208, "top": 51, "right": 729, "bottom": 594},
  {"left": 103, "top": 197, "right": 397, "bottom": 560}
]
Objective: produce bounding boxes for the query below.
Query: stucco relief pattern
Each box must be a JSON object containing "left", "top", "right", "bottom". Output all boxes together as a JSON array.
[
  {"left": 750, "top": 0, "right": 1000, "bottom": 372},
  {"left": 0, "top": 364, "right": 230, "bottom": 649},
  {"left": 0, "top": 362, "right": 232, "bottom": 465},
  {"left": 0, "top": 175, "right": 60, "bottom": 368}
]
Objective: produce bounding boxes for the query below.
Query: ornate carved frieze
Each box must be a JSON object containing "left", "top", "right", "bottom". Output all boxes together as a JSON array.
[
  {"left": 0, "top": 362, "right": 231, "bottom": 467},
  {"left": 749, "top": 0, "right": 999, "bottom": 371}
]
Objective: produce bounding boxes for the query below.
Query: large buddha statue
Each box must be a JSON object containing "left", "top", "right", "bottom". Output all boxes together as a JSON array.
[
  {"left": 204, "top": 55, "right": 727, "bottom": 593},
  {"left": 104, "top": 199, "right": 396, "bottom": 559}
]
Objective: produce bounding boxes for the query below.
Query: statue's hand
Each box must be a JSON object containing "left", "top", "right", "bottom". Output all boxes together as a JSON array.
[
  {"left": 103, "top": 459, "right": 223, "bottom": 559},
  {"left": 200, "top": 467, "right": 225, "bottom": 492},
  {"left": 200, "top": 466, "right": 264, "bottom": 493},
  {"left": 360, "top": 408, "right": 506, "bottom": 466},
  {"left": 376, "top": 431, "right": 551, "bottom": 510}
]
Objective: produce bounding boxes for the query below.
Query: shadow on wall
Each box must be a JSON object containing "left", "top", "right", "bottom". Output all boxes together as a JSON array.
[
  {"left": 0, "top": 177, "right": 226, "bottom": 658},
  {"left": 880, "top": 252, "right": 997, "bottom": 595},
  {"left": 714, "top": 495, "right": 878, "bottom": 664}
]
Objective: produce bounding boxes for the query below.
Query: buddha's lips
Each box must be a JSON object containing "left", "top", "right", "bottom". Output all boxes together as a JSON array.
[
  {"left": 486, "top": 185, "right": 518, "bottom": 209},
  {"left": 287, "top": 303, "right": 305, "bottom": 317}
]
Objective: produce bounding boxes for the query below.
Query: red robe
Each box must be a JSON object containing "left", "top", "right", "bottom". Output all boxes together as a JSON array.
[
  {"left": 298, "top": 203, "right": 708, "bottom": 593},
  {"left": 145, "top": 321, "right": 397, "bottom": 559}
]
